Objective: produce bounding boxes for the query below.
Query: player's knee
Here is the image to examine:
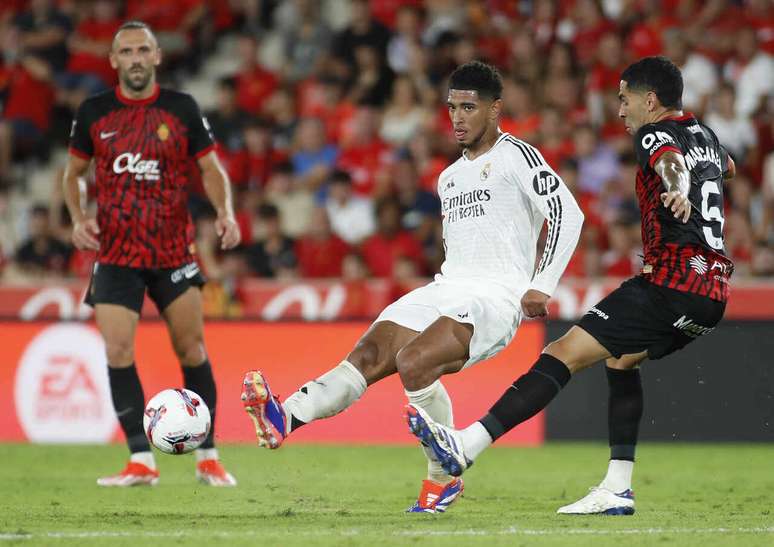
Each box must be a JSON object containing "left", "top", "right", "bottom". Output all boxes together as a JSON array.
[
  {"left": 175, "top": 338, "right": 206, "bottom": 367},
  {"left": 347, "top": 339, "right": 386, "bottom": 384},
  {"left": 543, "top": 339, "right": 583, "bottom": 373},
  {"left": 104, "top": 339, "right": 134, "bottom": 367},
  {"left": 395, "top": 346, "right": 431, "bottom": 390}
]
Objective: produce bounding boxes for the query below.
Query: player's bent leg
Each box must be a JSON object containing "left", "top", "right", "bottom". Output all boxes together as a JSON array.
[
  {"left": 242, "top": 321, "right": 418, "bottom": 449},
  {"left": 163, "top": 287, "right": 236, "bottom": 486},
  {"left": 394, "top": 317, "right": 470, "bottom": 507},
  {"left": 95, "top": 304, "right": 159, "bottom": 486}
]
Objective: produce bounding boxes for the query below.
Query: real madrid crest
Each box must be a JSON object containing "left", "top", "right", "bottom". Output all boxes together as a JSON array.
[
  {"left": 480, "top": 162, "right": 491, "bottom": 181},
  {"left": 157, "top": 123, "right": 170, "bottom": 141}
]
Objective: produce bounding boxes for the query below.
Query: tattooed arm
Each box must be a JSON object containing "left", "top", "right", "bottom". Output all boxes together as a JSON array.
[{"left": 654, "top": 151, "right": 692, "bottom": 223}]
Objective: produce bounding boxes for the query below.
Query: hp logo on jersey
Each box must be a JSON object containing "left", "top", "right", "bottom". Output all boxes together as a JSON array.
[{"left": 532, "top": 171, "right": 559, "bottom": 195}]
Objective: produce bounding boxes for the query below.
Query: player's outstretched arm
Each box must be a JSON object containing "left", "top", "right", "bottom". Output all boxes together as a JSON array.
[
  {"left": 63, "top": 153, "right": 100, "bottom": 251},
  {"left": 198, "top": 150, "right": 241, "bottom": 250},
  {"left": 654, "top": 151, "right": 692, "bottom": 223}
]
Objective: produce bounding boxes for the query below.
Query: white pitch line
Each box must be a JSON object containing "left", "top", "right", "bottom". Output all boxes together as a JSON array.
[{"left": 1, "top": 527, "right": 772, "bottom": 541}]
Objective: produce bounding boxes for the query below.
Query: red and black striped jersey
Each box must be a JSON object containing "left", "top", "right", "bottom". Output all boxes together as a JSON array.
[
  {"left": 633, "top": 113, "right": 733, "bottom": 302},
  {"left": 69, "top": 84, "right": 215, "bottom": 268}
]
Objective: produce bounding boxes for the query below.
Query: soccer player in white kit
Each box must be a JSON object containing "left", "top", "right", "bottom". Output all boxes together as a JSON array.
[{"left": 240, "top": 61, "right": 584, "bottom": 513}]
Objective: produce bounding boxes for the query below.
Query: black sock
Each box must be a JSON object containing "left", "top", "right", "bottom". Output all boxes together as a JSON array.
[
  {"left": 183, "top": 360, "right": 217, "bottom": 449},
  {"left": 108, "top": 364, "right": 149, "bottom": 453},
  {"left": 480, "top": 354, "right": 571, "bottom": 441},
  {"left": 607, "top": 367, "right": 643, "bottom": 461}
]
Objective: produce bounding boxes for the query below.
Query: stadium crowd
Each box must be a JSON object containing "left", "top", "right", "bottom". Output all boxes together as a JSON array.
[{"left": 0, "top": 0, "right": 773, "bottom": 296}]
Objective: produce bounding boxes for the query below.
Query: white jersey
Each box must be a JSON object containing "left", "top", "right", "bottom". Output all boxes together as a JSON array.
[{"left": 437, "top": 132, "right": 584, "bottom": 297}]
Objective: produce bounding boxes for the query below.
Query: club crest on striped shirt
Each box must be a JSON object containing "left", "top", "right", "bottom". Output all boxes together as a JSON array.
[
  {"left": 480, "top": 162, "right": 491, "bottom": 181},
  {"left": 533, "top": 170, "right": 559, "bottom": 195}
]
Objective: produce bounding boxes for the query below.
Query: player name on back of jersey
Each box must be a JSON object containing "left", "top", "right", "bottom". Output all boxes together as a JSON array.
[
  {"left": 442, "top": 188, "right": 492, "bottom": 223},
  {"left": 683, "top": 144, "right": 722, "bottom": 171}
]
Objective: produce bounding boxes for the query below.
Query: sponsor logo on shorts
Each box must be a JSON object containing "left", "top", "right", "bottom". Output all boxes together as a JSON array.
[
  {"left": 457, "top": 312, "right": 469, "bottom": 319},
  {"left": 170, "top": 263, "right": 200, "bottom": 284},
  {"left": 586, "top": 306, "right": 609, "bottom": 320},
  {"left": 672, "top": 315, "right": 714, "bottom": 338}
]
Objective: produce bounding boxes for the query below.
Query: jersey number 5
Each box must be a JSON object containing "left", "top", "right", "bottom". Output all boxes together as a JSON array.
[{"left": 700, "top": 180, "right": 724, "bottom": 250}]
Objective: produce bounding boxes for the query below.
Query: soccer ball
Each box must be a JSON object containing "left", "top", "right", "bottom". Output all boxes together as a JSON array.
[{"left": 143, "top": 388, "right": 211, "bottom": 455}]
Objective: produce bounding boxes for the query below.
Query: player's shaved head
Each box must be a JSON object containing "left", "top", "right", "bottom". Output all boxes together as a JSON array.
[{"left": 112, "top": 20, "right": 158, "bottom": 51}]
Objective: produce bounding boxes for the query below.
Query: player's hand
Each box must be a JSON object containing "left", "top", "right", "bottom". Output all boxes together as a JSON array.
[
  {"left": 72, "top": 218, "right": 100, "bottom": 251},
  {"left": 215, "top": 215, "right": 240, "bottom": 250},
  {"left": 521, "top": 289, "right": 550, "bottom": 318},
  {"left": 660, "top": 191, "right": 691, "bottom": 223}
]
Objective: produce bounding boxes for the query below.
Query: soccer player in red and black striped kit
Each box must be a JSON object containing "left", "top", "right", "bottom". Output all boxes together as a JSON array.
[
  {"left": 63, "top": 21, "right": 240, "bottom": 486},
  {"left": 406, "top": 56, "right": 736, "bottom": 515}
]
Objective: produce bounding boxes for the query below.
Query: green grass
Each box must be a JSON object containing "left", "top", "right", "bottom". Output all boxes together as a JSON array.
[{"left": 0, "top": 443, "right": 772, "bottom": 546}]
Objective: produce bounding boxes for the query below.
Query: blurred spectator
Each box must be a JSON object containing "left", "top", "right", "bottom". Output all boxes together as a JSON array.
[
  {"left": 125, "top": 0, "right": 207, "bottom": 73},
  {"left": 361, "top": 197, "right": 425, "bottom": 278},
  {"left": 331, "top": 0, "right": 390, "bottom": 80},
  {"left": 265, "top": 86, "right": 299, "bottom": 151},
  {"left": 564, "top": 0, "right": 616, "bottom": 68},
  {"left": 281, "top": 0, "right": 332, "bottom": 82},
  {"left": 347, "top": 43, "right": 395, "bottom": 107},
  {"left": 587, "top": 32, "right": 626, "bottom": 126},
  {"left": 500, "top": 77, "right": 540, "bottom": 142},
  {"left": 291, "top": 117, "right": 338, "bottom": 190},
  {"left": 386, "top": 4, "right": 424, "bottom": 75},
  {"left": 705, "top": 83, "right": 758, "bottom": 164},
  {"left": 380, "top": 76, "right": 426, "bottom": 147},
  {"left": 295, "top": 207, "right": 350, "bottom": 277},
  {"left": 298, "top": 75, "right": 356, "bottom": 144},
  {"left": 574, "top": 124, "right": 620, "bottom": 195},
  {"left": 13, "top": 204, "right": 71, "bottom": 276},
  {"left": 663, "top": 30, "right": 717, "bottom": 115},
  {"left": 391, "top": 154, "right": 440, "bottom": 243},
  {"left": 206, "top": 77, "right": 248, "bottom": 155},
  {"left": 13, "top": 0, "right": 72, "bottom": 73},
  {"left": 601, "top": 220, "right": 640, "bottom": 277},
  {"left": 338, "top": 106, "right": 392, "bottom": 196},
  {"left": 0, "top": 49, "right": 55, "bottom": 177},
  {"left": 265, "top": 162, "right": 314, "bottom": 238},
  {"left": 724, "top": 27, "right": 774, "bottom": 117},
  {"left": 233, "top": 33, "right": 279, "bottom": 116},
  {"left": 245, "top": 203, "right": 296, "bottom": 278},
  {"left": 64, "top": 0, "right": 120, "bottom": 89},
  {"left": 325, "top": 169, "right": 375, "bottom": 245},
  {"left": 230, "top": 118, "right": 288, "bottom": 189}
]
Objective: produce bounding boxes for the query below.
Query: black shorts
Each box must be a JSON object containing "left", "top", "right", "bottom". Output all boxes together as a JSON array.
[
  {"left": 576, "top": 276, "right": 726, "bottom": 360},
  {"left": 85, "top": 262, "right": 206, "bottom": 314}
]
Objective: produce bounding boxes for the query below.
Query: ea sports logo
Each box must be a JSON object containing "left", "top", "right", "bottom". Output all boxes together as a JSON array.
[
  {"left": 532, "top": 170, "right": 559, "bottom": 196},
  {"left": 14, "top": 324, "right": 116, "bottom": 443}
]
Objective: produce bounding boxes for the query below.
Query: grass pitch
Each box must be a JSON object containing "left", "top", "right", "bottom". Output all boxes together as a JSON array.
[{"left": 0, "top": 443, "right": 772, "bottom": 546}]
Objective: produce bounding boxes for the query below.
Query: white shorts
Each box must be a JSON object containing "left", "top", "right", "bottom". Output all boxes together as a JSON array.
[{"left": 374, "top": 276, "right": 523, "bottom": 369}]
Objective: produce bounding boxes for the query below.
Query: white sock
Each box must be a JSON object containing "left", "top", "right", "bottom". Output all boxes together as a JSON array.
[
  {"left": 460, "top": 421, "right": 493, "bottom": 461},
  {"left": 405, "top": 380, "right": 454, "bottom": 484},
  {"left": 130, "top": 451, "right": 156, "bottom": 469},
  {"left": 600, "top": 459, "right": 634, "bottom": 493},
  {"left": 282, "top": 360, "right": 367, "bottom": 433},
  {"left": 195, "top": 448, "right": 218, "bottom": 462}
]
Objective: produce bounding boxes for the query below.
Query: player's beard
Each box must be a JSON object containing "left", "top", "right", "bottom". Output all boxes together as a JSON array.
[
  {"left": 121, "top": 65, "right": 154, "bottom": 93},
  {"left": 459, "top": 125, "right": 487, "bottom": 150}
]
